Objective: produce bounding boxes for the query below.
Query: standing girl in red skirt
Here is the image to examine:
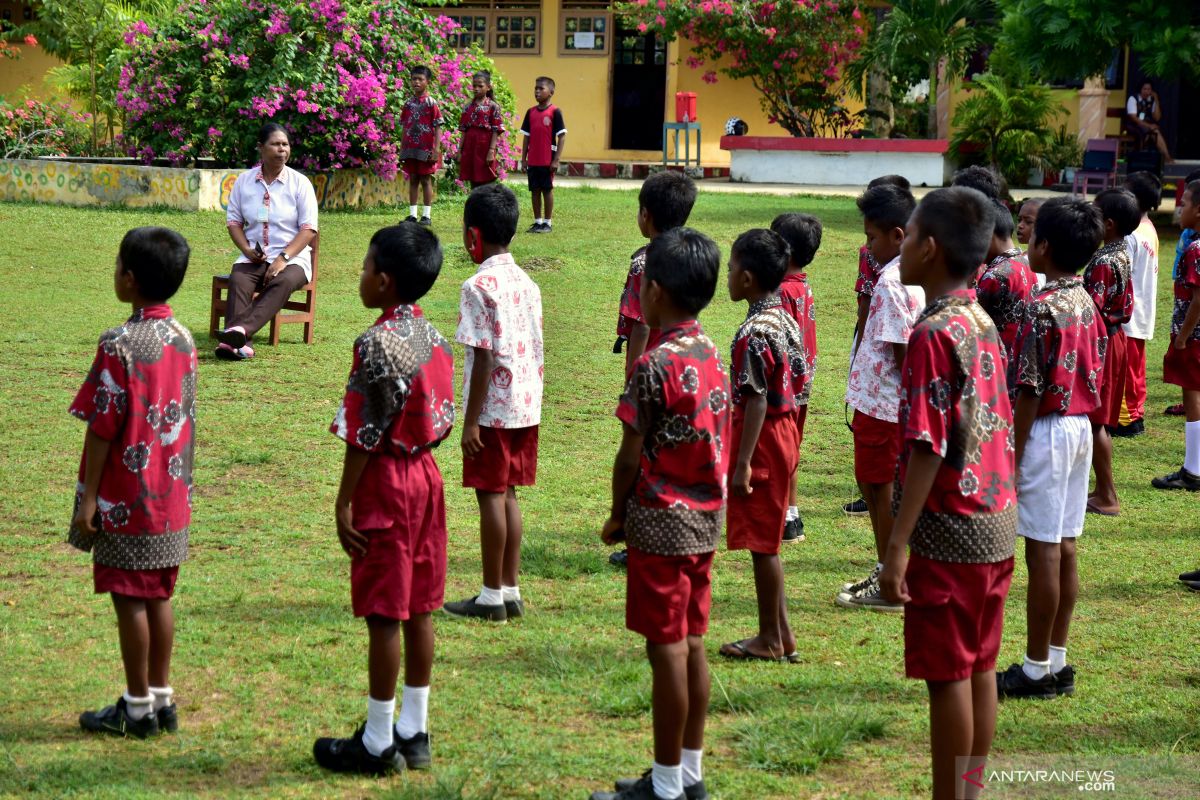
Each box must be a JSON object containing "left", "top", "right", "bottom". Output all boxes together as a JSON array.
[{"left": 458, "top": 71, "right": 504, "bottom": 189}]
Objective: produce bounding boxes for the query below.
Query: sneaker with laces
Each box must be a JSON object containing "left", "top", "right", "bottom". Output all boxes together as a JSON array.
[
  {"left": 591, "top": 772, "right": 685, "bottom": 800},
  {"left": 443, "top": 595, "right": 507, "bottom": 622},
  {"left": 394, "top": 730, "right": 431, "bottom": 770},
  {"left": 313, "top": 723, "right": 403, "bottom": 775},
  {"left": 79, "top": 697, "right": 159, "bottom": 739},
  {"left": 782, "top": 516, "right": 805, "bottom": 543},
  {"left": 842, "top": 498, "right": 868, "bottom": 516},
  {"left": 1151, "top": 467, "right": 1200, "bottom": 491},
  {"left": 996, "top": 663, "right": 1057, "bottom": 700},
  {"left": 840, "top": 563, "right": 881, "bottom": 592},
  {"left": 835, "top": 577, "right": 903, "bottom": 612},
  {"left": 157, "top": 703, "right": 178, "bottom": 733},
  {"left": 1053, "top": 665, "right": 1075, "bottom": 696},
  {"left": 609, "top": 549, "right": 629, "bottom": 567},
  {"left": 615, "top": 771, "right": 709, "bottom": 799},
  {"left": 526, "top": 222, "right": 545, "bottom": 234}
]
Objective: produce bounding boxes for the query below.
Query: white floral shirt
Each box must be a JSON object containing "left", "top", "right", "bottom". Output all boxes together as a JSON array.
[
  {"left": 846, "top": 258, "right": 925, "bottom": 422},
  {"left": 456, "top": 253, "right": 544, "bottom": 429}
]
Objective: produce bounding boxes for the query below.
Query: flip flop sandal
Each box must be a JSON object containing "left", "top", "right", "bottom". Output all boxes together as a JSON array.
[
  {"left": 719, "top": 639, "right": 784, "bottom": 662},
  {"left": 784, "top": 651, "right": 801, "bottom": 664},
  {"left": 1085, "top": 499, "right": 1118, "bottom": 517}
]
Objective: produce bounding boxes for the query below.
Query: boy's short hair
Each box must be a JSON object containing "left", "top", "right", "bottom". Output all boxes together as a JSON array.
[
  {"left": 639, "top": 171, "right": 697, "bottom": 232},
  {"left": 1033, "top": 197, "right": 1104, "bottom": 274},
  {"left": 991, "top": 199, "right": 1015, "bottom": 240},
  {"left": 732, "top": 229, "right": 790, "bottom": 292},
  {"left": 857, "top": 183, "right": 916, "bottom": 232},
  {"left": 1185, "top": 169, "right": 1200, "bottom": 185},
  {"left": 644, "top": 227, "right": 720, "bottom": 316},
  {"left": 952, "top": 165, "right": 1005, "bottom": 200},
  {"left": 770, "top": 213, "right": 822, "bottom": 269},
  {"left": 410, "top": 65, "right": 433, "bottom": 80},
  {"left": 118, "top": 227, "right": 190, "bottom": 302},
  {"left": 464, "top": 183, "right": 519, "bottom": 246},
  {"left": 535, "top": 76, "right": 556, "bottom": 92},
  {"left": 1123, "top": 171, "right": 1161, "bottom": 214},
  {"left": 910, "top": 187, "right": 992, "bottom": 280},
  {"left": 1188, "top": 179, "right": 1200, "bottom": 202},
  {"left": 370, "top": 224, "right": 443, "bottom": 302},
  {"left": 1094, "top": 188, "right": 1141, "bottom": 238},
  {"left": 867, "top": 174, "right": 911, "bottom": 192}
]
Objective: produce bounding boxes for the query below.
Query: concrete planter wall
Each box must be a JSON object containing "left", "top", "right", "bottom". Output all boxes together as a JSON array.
[
  {"left": 0, "top": 158, "right": 410, "bottom": 210},
  {"left": 720, "top": 136, "right": 950, "bottom": 187}
]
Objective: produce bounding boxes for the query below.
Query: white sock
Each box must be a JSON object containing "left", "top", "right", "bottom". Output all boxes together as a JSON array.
[
  {"left": 149, "top": 686, "right": 173, "bottom": 711},
  {"left": 395, "top": 684, "right": 429, "bottom": 739},
  {"left": 1185, "top": 420, "right": 1200, "bottom": 475},
  {"left": 544, "top": 218, "right": 552, "bottom": 227},
  {"left": 421, "top": 205, "right": 431, "bottom": 218},
  {"left": 651, "top": 762, "right": 684, "bottom": 799},
  {"left": 477, "top": 585, "right": 504, "bottom": 606},
  {"left": 1022, "top": 654, "right": 1051, "bottom": 681},
  {"left": 409, "top": 205, "right": 418, "bottom": 218},
  {"left": 502, "top": 585, "right": 521, "bottom": 602},
  {"left": 123, "top": 692, "right": 154, "bottom": 721},
  {"left": 363, "top": 696, "right": 396, "bottom": 756},
  {"left": 681, "top": 748, "right": 703, "bottom": 787},
  {"left": 535, "top": 218, "right": 545, "bottom": 225},
  {"left": 786, "top": 506, "right": 799, "bottom": 521},
  {"left": 1049, "top": 645, "right": 1067, "bottom": 675}
]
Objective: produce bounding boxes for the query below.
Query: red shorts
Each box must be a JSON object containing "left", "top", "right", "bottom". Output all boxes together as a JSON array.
[
  {"left": 462, "top": 425, "right": 539, "bottom": 493},
  {"left": 1089, "top": 328, "right": 1127, "bottom": 427},
  {"left": 94, "top": 564, "right": 179, "bottom": 600},
  {"left": 727, "top": 412, "right": 800, "bottom": 554},
  {"left": 626, "top": 547, "right": 713, "bottom": 644},
  {"left": 853, "top": 410, "right": 900, "bottom": 485},
  {"left": 350, "top": 450, "right": 448, "bottom": 621},
  {"left": 402, "top": 157, "right": 440, "bottom": 178},
  {"left": 904, "top": 554, "right": 1014, "bottom": 682},
  {"left": 1164, "top": 335, "right": 1200, "bottom": 391}
]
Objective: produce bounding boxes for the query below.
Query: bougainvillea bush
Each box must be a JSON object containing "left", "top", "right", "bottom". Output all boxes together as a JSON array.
[
  {"left": 617, "top": 0, "right": 866, "bottom": 137},
  {"left": 0, "top": 97, "right": 92, "bottom": 159},
  {"left": 116, "top": 0, "right": 516, "bottom": 181}
]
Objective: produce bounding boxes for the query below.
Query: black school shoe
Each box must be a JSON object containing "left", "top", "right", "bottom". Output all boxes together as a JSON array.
[
  {"left": 615, "top": 771, "right": 709, "bottom": 799},
  {"left": 79, "top": 697, "right": 159, "bottom": 739},
  {"left": 1053, "top": 665, "right": 1076, "bottom": 696},
  {"left": 782, "top": 516, "right": 805, "bottom": 543},
  {"left": 996, "top": 663, "right": 1057, "bottom": 700},
  {"left": 1111, "top": 419, "right": 1145, "bottom": 437},
  {"left": 1151, "top": 468, "right": 1200, "bottom": 491},
  {"left": 609, "top": 549, "right": 629, "bottom": 567},
  {"left": 505, "top": 597, "right": 525, "bottom": 619},
  {"left": 313, "top": 723, "right": 403, "bottom": 775},
  {"left": 591, "top": 773, "right": 685, "bottom": 800},
  {"left": 157, "top": 703, "right": 178, "bottom": 733},
  {"left": 842, "top": 498, "right": 868, "bottom": 516},
  {"left": 443, "top": 595, "right": 507, "bottom": 622},
  {"left": 394, "top": 730, "right": 432, "bottom": 770},
  {"left": 1179, "top": 568, "right": 1200, "bottom": 583}
]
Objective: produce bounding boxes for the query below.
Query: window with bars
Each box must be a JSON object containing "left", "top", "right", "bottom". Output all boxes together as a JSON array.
[
  {"left": 560, "top": 0, "right": 610, "bottom": 56},
  {"left": 437, "top": 1, "right": 541, "bottom": 55}
]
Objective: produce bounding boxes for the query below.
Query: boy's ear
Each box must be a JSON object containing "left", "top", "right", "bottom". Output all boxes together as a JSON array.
[
  {"left": 889, "top": 226, "right": 906, "bottom": 247},
  {"left": 465, "top": 225, "right": 485, "bottom": 262}
]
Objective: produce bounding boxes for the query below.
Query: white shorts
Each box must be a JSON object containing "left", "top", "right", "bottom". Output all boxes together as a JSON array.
[{"left": 1017, "top": 414, "right": 1092, "bottom": 543}]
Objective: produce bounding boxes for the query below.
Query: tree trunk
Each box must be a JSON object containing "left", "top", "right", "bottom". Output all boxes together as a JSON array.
[
  {"left": 927, "top": 60, "right": 938, "bottom": 139},
  {"left": 89, "top": 50, "right": 99, "bottom": 154},
  {"left": 867, "top": 59, "right": 893, "bottom": 138}
]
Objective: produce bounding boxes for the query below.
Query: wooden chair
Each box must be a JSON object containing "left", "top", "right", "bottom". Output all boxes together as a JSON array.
[
  {"left": 209, "top": 232, "right": 318, "bottom": 345},
  {"left": 1071, "top": 139, "right": 1119, "bottom": 199}
]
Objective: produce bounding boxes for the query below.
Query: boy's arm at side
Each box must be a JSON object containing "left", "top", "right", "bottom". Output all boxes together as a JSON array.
[
  {"left": 1175, "top": 286, "right": 1200, "bottom": 345},
  {"left": 732, "top": 395, "right": 767, "bottom": 496},
  {"left": 625, "top": 323, "right": 651, "bottom": 378},
  {"left": 552, "top": 131, "right": 565, "bottom": 168},
  {"left": 72, "top": 428, "right": 112, "bottom": 536},
  {"left": 461, "top": 344, "right": 493, "bottom": 457},
  {"left": 878, "top": 443, "right": 943, "bottom": 603},
  {"left": 602, "top": 422, "right": 644, "bottom": 543},
  {"left": 1012, "top": 388, "right": 1039, "bottom": 477},
  {"left": 334, "top": 445, "right": 371, "bottom": 557},
  {"left": 891, "top": 342, "right": 907, "bottom": 372},
  {"left": 520, "top": 134, "right": 530, "bottom": 169}
]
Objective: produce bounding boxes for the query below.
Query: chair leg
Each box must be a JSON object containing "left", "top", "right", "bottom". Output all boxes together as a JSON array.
[
  {"left": 303, "top": 319, "right": 314, "bottom": 344},
  {"left": 269, "top": 316, "right": 280, "bottom": 346}
]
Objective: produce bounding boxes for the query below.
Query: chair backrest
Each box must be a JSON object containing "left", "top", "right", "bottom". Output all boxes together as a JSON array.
[
  {"left": 1086, "top": 138, "right": 1120, "bottom": 154},
  {"left": 1081, "top": 148, "right": 1116, "bottom": 172}
]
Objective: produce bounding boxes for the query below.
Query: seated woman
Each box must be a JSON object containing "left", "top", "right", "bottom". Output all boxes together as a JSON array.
[
  {"left": 1125, "top": 81, "right": 1174, "bottom": 165},
  {"left": 217, "top": 122, "right": 318, "bottom": 360}
]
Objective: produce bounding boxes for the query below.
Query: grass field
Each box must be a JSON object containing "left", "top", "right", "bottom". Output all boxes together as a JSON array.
[{"left": 0, "top": 186, "right": 1197, "bottom": 799}]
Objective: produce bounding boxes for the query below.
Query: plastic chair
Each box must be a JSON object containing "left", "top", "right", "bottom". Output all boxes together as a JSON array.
[
  {"left": 1071, "top": 139, "right": 1119, "bottom": 199},
  {"left": 209, "top": 231, "right": 318, "bottom": 345}
]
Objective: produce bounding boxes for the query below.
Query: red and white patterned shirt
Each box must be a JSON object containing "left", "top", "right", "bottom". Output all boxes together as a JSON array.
[
  {"left": 457, "top": 252, "right": 544, "bottom": 429},
  {"left": 777, "top": 272, "right": 817, "bottom": 404},
  {"left": 331, "top": 304, "right": 455, "bottom": 455},
  {"left": 1171, "top": 239, "right": 1200, "bottom": 343},
  {"left": 730, "top": 297, "right": 807, "bottom": 417},
  {"left": 853, "top": 245, "right": 879, "bottom": 297},
  {"left": 68, "top": 305, "right": 196, "bottom": 570},
  {"left": 976, "top": 247, "right": 1037, "bottom": 363},
  {"left": 846, "top": 258, "right": 925, "bottom": 422},
  {"left": 616, "top": 245, "right": 647, "bottom": 338},
  {"left": 400, "top": 93, "right": 443, "bottom": 161},
  {"left": 1083, "top": 240, "right": 1134, "bottom": 334},
  {"left": 458, "top": 98, "right": 504, "bottom": 133},
  {"left": 617, "top": 320, "right": 731, "bottom": 556}
]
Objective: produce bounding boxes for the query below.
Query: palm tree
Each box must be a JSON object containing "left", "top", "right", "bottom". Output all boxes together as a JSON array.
[{"left": 949, "top": 71, "right": 1064, "bottom": 185}]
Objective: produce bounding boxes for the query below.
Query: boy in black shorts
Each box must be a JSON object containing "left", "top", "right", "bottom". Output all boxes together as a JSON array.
[{"left": 519, "top": 76, "right": 566, "bottom": 233}]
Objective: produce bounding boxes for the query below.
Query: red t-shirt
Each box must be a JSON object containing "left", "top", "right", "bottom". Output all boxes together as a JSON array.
[
  {"left": 1011, "top": 277, "right": 1107, "bottom": 417},
  {"left": 897, "top": 290, "right": 1017, "bottom": 564},
  {"left": 976, "top": 247, "right": 1036, "bottom": 364},
  {"left": 776, "top": 272, "right": 817, "bottom": 403},
  {"left": 1172, "top": 239, "right": 1200, "bottom": 342},
  {"left": 1083, "top": 241, "right": 1134, "bottom": 333},
  {"left": 69, "top": 305, "right": 197, "bottom": 569},
  {"left": 730, "top": 297, "right": 807, "bottom": 417},
  {"left": 519, "top": 104, "right": 566, "bottom": 167}
]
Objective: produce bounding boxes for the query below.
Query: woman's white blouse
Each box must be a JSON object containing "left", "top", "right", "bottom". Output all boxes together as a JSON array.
[{"left": 225, "top": 165, "right": 319, "bottom": 281}]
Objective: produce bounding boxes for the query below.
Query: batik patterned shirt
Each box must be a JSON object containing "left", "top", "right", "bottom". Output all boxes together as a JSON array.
[
  {"left": 332, "top": 304, "right": 455, "bottom": 456},
  {"left": 853, "top": 245, "right": 879, "bottom": 297},
  {"left": 400, "top": 94, "right": 443, "bottom": 161},
  {"left": 846, "top": 258, "right": 925, "bottom": 422},
  {"left": 976, "top": 247, "right": 1037, "bottom": 363},
  {"left": 617, "top": 320, "right": 731, "bottom": 556},
  {"left": 68, "top": 305, "right": 196, "bottom": 570},
  {"left": 1083, "top": 241, "right": 1134, "bottom": 334},
  {"left": 777, "top": 272, "right": 817, "bottom": 404},
  {"left": 458, "top": 98, "right": 504, "bottom": 133},
  {"left": 616, "top": 245, "right": 648, "bottom": 338},
  {"left": 1011, "top": 277, "right": 1107, "bottom": 417},
  {"left": 897, "top": 290, "right": 1017, "bottom": 564},
  {"left": 730, "top": 297, "right": 807, "bottom": 418},
  {"left": 1171, "top": 239, "right": 1200, "bottom": 343}
]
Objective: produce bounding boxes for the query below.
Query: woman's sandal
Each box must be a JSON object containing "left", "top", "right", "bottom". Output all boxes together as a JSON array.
[{"left": 718, "top": 639, "right": 786, "bottom": 663}]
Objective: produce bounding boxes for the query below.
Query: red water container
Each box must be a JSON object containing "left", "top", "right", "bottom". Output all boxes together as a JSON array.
[{"left": 675, "top": 92, "right": 697, "bottom": 123}]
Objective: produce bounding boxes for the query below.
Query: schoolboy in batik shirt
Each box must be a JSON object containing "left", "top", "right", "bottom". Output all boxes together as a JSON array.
[
  {"left": 1012, "top": 278, "right": 1107, "bottom": 417},
  {"left": 1083, "top": 241, "right": 1135, "bottom": 334},
  {"left": 616, "top": 245, "right": 648, "bottom": 343},
  {"left": 777, "top": 275, "right": 817, "bottom": 404},
  {"left": 731, "top": 297, "right": 807, "bottom": 414},
  {"left": 977, "top": 247, "right": 1037, "bottom": 363}
]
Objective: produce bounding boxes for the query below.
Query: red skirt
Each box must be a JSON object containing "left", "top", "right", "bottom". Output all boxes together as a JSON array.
[
  {"left": 1164, "top": 335, "right": 1200, "bottom": 391},
  {"left": 459, "top": 127, "right": 498, "bottom": 184}
]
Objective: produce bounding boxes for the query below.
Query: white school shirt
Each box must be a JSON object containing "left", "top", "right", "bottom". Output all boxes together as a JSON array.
[
  {"left": 225, "top": 165, "right": 319, "bottom": 281},
  {"left": 1122, "top": 216, "right": 1159, "bottom": 340},
  {"left": 845, "top": 258, "right": 925, "bottom": 423},
  {"left": 456, "top": 253, "right": 545, "bottom": 429}
]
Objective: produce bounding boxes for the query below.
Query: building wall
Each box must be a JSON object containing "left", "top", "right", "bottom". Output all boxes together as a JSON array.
[{"left": 0, "top": 43, "right": 62, "bottom": 100}]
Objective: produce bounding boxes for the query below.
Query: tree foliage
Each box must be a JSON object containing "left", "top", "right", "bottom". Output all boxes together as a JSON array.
[{"left": 949, "top": 71, "right": 1064, "bottom": 186}]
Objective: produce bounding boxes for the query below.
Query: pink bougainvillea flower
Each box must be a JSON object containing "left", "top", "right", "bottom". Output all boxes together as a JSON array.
[{"left": 24, "top": 34, "right": 38, "bottom": 46}]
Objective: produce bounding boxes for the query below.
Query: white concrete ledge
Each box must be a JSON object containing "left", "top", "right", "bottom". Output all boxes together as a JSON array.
[{"left": 721, "top": 136, "right": 949, "bottom": 187}]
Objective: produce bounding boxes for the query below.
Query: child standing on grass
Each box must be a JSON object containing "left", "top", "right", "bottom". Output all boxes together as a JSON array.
[
  {"left": 719, "top": 229, "right": 807, "bottom": 664},
  {"left": 444, "top": 184, "right": 544, "bottom": 623},
  {"left": 1116, "top": 171, "right": 1161, "bottom": 437},
  {"left": 610, "top": 170, "right": 698, "bottom": 568},
  {"left": 71, "top": 227, "right": 195, "bottom": 739},
  {"left": 1166, "top": 170, "right": 1200, "bottom": 417},
  {"left": 878, "top": 186, "right": 1017, "bottom": 800},
  {"left": 976, "top": 198, "right": 1036, "bottom": 365},
  {"left": 996, "top": 197, "right": 1107, "bottom": 700},
  {"left": 1082, "top": 188, "right": 1139, "bottom": 517},
  {"left": 400, "top": 65, "right": 443, "bottom": 226},
  {"left": 1153, "top": 180, "right": 1200, "bottom": 491},
  {"left": 519, "top": 76, "right": 566, "bottom": 234},
  {"left": 771, "top": 212, "right": 821, "bottom": 542},
  {"left": 314, "top": 224, "right": 454, "bottom": 775},
  {"left": 457, "top": 70, "right": 504, "bottom": 190},
  {"left": 838, "top": 183, "right": 923, "bottom": 612},
  {"left": 597, "top": 227, "right": 728, "bottom": 800}
]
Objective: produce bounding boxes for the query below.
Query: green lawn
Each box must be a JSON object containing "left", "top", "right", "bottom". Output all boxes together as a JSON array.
[{"left": 0, "top": 187, "right": 1197, "bottom": 799}]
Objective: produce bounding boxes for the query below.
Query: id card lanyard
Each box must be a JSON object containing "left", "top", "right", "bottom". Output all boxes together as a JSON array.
[{"left": 256, "top": 177, "right": 272, "bottom": 251}]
